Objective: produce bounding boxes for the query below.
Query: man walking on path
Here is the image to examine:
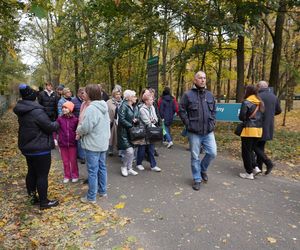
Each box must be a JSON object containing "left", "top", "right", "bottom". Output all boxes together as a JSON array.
[
  {"left": 179, "top": 71, "right": 217, "bottom": 191},
  {"left": 254, "top": 80, "right": 282, "bottom": 175}
]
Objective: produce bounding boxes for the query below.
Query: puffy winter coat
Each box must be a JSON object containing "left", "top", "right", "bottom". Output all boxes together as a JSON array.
[
  {"left": 13, "top": 100, "right": 59, "bottom": 155},
  {"left": 239, "top": 95, "right": 263, "bottom": 138},
  {"left": 179, "top": 86, "right": 216, "bottom": 135},
  {"left": 117, "top": 101, "right": 139, "bottom": 150},
  {"left": 56, "top": 115, "right": 78, "bottom": 147},
  {"left": 38, "top": 90, "right": 59, "bottom": 121}
]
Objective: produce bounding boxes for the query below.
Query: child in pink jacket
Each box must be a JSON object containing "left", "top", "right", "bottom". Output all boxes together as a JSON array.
[{"left": 57, "top": 101, "right": 79, "bottom": 183}]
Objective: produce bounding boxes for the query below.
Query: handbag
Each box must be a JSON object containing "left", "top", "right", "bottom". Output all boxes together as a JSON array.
[
  {"left": 129, "top": 123, "right": 146, "bottom": 142},
  {"left": 234, "top": 104, "right": 259, "bottom": 136},
  {"left": 146, "top": 126, "right": 163, "bottom": 142},
  {"left": 234, "top": 122, "right": 244, "bottom": 136}
]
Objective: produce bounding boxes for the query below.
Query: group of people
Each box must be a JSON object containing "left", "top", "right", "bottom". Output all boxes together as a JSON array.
[
  {"left": 13, "top": 81, "right": 179, "bottom": 208},
  {"left": 13, "top": 70, "right": 281, "bottom": 209}
]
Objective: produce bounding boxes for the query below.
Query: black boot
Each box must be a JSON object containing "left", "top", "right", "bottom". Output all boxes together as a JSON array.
[
  {"left": 29, "top": 192, "right": 39, "bottom": 205},
  {"left": 265, "top": 159, "right": 274, "bottom": 175},
  {"left": 40, "top": 199, "right": 59, "bottom": 210}
]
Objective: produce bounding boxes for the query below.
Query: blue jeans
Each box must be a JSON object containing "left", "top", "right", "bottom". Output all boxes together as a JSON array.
[
  {"left": 188, "top": 132, "right": 217, "bottom": 183},
  {"left": 85, "top": 149, "right": 107, "bottom": 201},
  {"left": 164, "top": 125, "right": 172, "bottom": 142},
  {"left": 137, "top": 144, "right": 157, "bottom": 168},
  {"left": 77, "top": 140, "right": 85, "bottom": 160}
]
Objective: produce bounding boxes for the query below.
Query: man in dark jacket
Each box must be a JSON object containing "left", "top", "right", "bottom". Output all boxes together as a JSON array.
[
  {"left": 71, "top": 87, "right": 84, "bottom": 118},
  {"left": 179, "top": 71, "right": 217, "bottom": 191},
  {"left": 14, "top": 84, "right": 60, "bottom": 210},
  {"left": 38, "top": 82, "right": 59, "bottom": 121},
  {"left": 254, "top": 80, "right": 281, "bottom": 175}
]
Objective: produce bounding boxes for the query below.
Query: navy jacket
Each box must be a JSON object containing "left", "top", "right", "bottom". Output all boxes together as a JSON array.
[
  {"left": 13, "top": 100, "right": 59, "bottom": 155},
  {"left": 71, "top": 96, "right": 83, "bottom": 118},
  {"left": 159, "top": 95, "right": 176, "bottom": 126},
  {"left": 179, "top": 86, "right": 216, "bottom": 135},
  {"left": 258, "top": 88, "right": 282, "bottom": 140}
]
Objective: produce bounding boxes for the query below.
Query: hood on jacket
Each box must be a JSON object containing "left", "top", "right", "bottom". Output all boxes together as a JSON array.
[
  {"left": 246, "top": 95, "right": 261, "bottom": 105},
  {"left": 90, "top": 100, "right": 108, "bottom": 114},
  {"left": 162, "top": 95, "right": 173, "bottom": 102},
  {"left": 13, "top": 100, "right": 44, "bottom": 116}
]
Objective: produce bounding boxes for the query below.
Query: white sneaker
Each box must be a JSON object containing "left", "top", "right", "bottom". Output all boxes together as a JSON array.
[
  {"left": 167, "top": 141, "right": 173, "bottom": 148},
  {"left": 163, "top": 141, "right": 168, "bottom": 145},
  {"left": 128, "top": 169, "right": 138, "bottom": 176},
  {"left": 121, "top": 167, "right": 128, "bottom": 177},
  {"left": 151, "top": 166, "right": 161, "bottom": 172},
  {"left": 136, "top": 165, "right": 145, "bottom": 171},
  {"left": 253, "top": 167, "right": 262, "bottom": 175},
  {"left": 63, "top": 178, "right": 70, "bottom": 183},
  {"left": 72, "top": 178, "right": 79, "bottom": 183},
  {"left": 239, "top": 172, "right": 254, "bottom": 180}
]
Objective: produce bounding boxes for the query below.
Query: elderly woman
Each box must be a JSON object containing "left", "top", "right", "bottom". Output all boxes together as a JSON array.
[
  {"left": 107, "top": 87, "right": 122, "bottom": 156},
  {"left": 117, "top": 90, "right": 139, "bottom": 177},
  {"left": 136, "top": 92, "right": 161, "bottom": 172},
  {"left": 57, "top": 87, "right": 72, "bottom": 116}
]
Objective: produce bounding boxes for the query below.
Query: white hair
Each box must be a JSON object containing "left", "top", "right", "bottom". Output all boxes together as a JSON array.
[
  {"left": 123, "top": 90, "right": 136, "bottom": 100},
  {"left": 257, "top": 80, "right": 269, "bottom": 89}
]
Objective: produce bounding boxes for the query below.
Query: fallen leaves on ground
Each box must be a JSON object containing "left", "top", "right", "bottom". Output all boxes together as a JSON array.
[{"left": 0, "top": 111, "right": 130, "bottom": 249}]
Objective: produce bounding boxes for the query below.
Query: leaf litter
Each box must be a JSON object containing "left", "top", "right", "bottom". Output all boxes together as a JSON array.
[{"left": 0, "top": 111, "right": 131, "bottom": 249}]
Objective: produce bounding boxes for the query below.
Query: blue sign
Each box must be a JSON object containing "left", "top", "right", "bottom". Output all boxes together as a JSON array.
[{"left": 216, "top": 103, "right": 241, "bottom": 122}]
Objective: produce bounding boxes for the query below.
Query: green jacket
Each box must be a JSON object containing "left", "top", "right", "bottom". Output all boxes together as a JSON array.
[{"left": 117, "top": 100, "right": 139, "bottom": 150}]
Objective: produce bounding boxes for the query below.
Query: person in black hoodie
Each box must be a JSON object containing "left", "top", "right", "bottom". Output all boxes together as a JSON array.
[
  {"left": 13, "top": 84, "right": 60, "bottom": 210},
  {"left": 38, "top": 82, "right": 59, "bottom": 121}
]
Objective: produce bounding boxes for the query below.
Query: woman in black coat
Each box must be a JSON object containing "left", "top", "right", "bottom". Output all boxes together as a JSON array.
[{"left": 13, "top": 84, "right": 60, "bottom": 210}]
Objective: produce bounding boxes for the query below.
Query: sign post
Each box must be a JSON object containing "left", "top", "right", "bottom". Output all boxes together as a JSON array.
[
  {"left": 147, "top": 56, "right": 159, "bottom": 96},
  {"left": 215, "top": 103, "right": 241, "bottom": 122}
]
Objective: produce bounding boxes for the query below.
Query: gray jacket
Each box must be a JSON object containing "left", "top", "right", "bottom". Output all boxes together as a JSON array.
[{"left": 77, "top": 100, "right": 110, "bottom": 152}]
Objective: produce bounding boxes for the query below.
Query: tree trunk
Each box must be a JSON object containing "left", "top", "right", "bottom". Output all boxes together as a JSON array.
[
  {"left": 269, "top": 0, "right": 287, "bottom": 95},
  {"left": 236, "top": 34, "right": 245, "bottom": 102},
  {"left": 161, "top": 3, "right": 168, "bottom": 88},
  {"left": 261, "top": 13, "right": 268, "bottom": 80},
  {"left": 226, "top": 57, "right": 232, "bottom": 103},
  {"left": 108, "top": 61, "right": 114, "bottom": 89}
]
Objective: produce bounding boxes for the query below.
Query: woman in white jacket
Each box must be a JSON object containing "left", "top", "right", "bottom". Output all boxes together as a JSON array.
[{"left": 136, "top": 92, "right": 161, "bottom": 172}]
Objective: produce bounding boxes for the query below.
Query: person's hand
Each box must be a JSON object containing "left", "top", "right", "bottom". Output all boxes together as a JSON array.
[
  {"left": 54, "top": 139, "right": 58, "bottom": 147},
  {"left": 76, "top": 133, "right": 80, "bottom": 140}
]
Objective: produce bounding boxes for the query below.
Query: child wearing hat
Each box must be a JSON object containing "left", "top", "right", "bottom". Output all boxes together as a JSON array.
[{"left": 56, "top": 101, "right": 79, "bottom": 183}]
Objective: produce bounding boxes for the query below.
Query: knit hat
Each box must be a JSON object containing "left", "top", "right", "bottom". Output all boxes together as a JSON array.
[
  {"left": 62, "top": 101, "right": 74, "bottom": 112},
  {"left": 19, "top": 84, "right": 37, "bottom": 101}
]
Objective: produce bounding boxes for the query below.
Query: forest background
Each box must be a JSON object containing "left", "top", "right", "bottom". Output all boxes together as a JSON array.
[{"left": 1, "top": 0, "right": 299, "bottom": 103}]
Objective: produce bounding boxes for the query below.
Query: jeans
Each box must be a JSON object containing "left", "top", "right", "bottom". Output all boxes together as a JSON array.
[
  {"left": 188, "top": 132, "right": 217, "bottom": 182},
  {"left": 77, "top": 140, "right": 85, "bottom": 160},
  {"left": 85, "top": 149, "right": 107, "bottom": 201},
  {"left": 137, "top": 144, "right": 157, "bottom": 168},
  {"left": 25, "top": 154, "right": 51, "bottom": 203},
  {"left": 60, "top": 146, "right": 79, "bottom": 179},
  {"left": 164, "top": 125, "right": 172, "bottom": 142}
]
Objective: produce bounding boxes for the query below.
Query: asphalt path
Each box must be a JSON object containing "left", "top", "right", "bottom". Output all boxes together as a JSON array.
[{"left": 55, "top": 144, "right": 300, "bottom": 250}]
